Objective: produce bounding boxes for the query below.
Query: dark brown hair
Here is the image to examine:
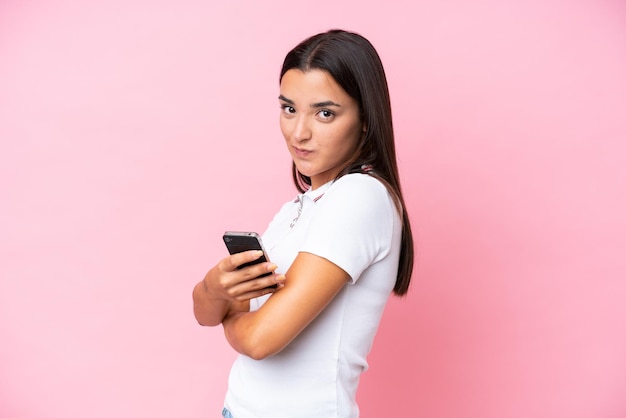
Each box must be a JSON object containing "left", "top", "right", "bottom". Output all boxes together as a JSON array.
[{"left": 280, "top": 29, "right": 414, "bottom": 295}]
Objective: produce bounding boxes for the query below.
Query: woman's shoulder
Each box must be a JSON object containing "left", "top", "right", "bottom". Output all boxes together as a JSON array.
[
  {"left": 328, "top": 173, "right": 390, "bottom": 199},
  {"left": 318, "top": 174, "right": 397, "bottom": 217}
]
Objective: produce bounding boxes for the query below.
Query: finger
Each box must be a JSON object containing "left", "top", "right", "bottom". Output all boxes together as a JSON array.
[
  {"left": 238, "top": 261, "right": 279, "bottom": 281},
  {"left": 233, "top": 285, "right": 279, "bottom": 302},
  {"left": 232, "top": 274, "right": 286, "bottom": 301},
  {"left": 218, "top": 262, "right": 277, "bottom": 296},
  {"left": 225, "top": 250, "right": 265, "bottom": 271},
  {"left": 228, "top": 273, "right": 285, "bottom": 300}
]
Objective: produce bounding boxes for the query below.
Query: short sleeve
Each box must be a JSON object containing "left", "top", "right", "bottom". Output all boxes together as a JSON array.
[{"left": 299, "top": 174, "right": 398, "bottom": 283}]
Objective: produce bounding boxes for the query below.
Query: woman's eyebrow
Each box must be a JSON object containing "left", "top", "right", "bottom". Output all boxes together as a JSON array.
[
  {"left": 278, "top": 95, "right": 341, "bottom": 108},
  {"left": 311, "top": 100, "right": 341, "bottom": 108},
  {"left": 278, "top": 95, "right": 294, "bottom": 104}
]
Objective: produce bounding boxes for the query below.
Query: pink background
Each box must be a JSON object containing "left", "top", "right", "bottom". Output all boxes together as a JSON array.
[{"left": 1, "top": 0, "right": 625, "bottom": 417}]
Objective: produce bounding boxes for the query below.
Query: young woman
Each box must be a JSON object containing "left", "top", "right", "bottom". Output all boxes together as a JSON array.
[{"left": 193, "top": 29, "right": 414, "bottom": 418}]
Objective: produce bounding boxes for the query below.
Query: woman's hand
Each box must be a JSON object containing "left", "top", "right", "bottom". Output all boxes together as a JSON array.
[
  {"left": 193, "top": 250, "right": 285, "bottom": 327},
  {"left": 206, "top": 250, "right": 285, "bottom": 302}
]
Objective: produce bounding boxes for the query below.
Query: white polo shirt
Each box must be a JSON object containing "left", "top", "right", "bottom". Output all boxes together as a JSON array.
[{"left": 224, "top": 173, "right": 402, "bottom": 418}]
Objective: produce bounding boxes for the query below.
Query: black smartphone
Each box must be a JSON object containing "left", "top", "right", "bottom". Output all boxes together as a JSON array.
[{"left": 223, "top": 231, "right": 272, "bottom": 279}]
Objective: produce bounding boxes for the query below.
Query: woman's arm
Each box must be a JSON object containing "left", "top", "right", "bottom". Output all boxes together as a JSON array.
[
  {"left": 222, "top": 251, "right": 350, "bottom": 360},
  {"left": 193, "top": 250, "right": 285, "bottom": 327}
]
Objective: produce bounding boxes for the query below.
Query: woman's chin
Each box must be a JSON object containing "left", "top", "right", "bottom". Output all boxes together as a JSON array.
[{"left": 293, "top": 163, "right": 314, "bottom": 178}]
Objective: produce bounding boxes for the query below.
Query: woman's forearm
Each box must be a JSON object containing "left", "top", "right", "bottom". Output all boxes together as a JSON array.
[{"left": 222, "top": 310, "right": 279, "bottom": 360}]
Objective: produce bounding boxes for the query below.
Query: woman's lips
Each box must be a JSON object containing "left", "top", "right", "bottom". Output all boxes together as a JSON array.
[{"left": 293, "top": 146, "right": 312, "bottom": 158}]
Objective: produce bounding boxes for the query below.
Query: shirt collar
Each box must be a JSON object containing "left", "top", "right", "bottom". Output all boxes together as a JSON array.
[{"left": 293, "top": 180, "right": 334, "bottom": 204}]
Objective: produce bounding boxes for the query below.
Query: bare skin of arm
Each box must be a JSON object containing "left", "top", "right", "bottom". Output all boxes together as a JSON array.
[
  {"left": 222, "top": 251, "right": 350, "bottom": 360},
  {"left": 192, "top": 250, "right": 285, "bottom": 327}
]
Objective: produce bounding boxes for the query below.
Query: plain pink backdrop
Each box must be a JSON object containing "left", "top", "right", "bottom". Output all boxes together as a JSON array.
[{"left": 1, "top": 0, "right": 625, "bottom": 417}]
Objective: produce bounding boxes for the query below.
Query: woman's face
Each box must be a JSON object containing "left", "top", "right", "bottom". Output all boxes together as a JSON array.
[{"left": 279, "top": 69, "right": 364, "bottom": 190}]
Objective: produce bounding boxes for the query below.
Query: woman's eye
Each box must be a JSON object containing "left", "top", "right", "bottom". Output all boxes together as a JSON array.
[
  {"left": 281, "top": 105, "right": 296, "bottom": 115},
  {"left": 318, "top": 109, "right": 334, "bottom": 120}
]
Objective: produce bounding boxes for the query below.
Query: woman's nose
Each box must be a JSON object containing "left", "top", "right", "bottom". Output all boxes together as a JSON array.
[{"left": 293, "top": 116, "right": 312, "bottom": 142}]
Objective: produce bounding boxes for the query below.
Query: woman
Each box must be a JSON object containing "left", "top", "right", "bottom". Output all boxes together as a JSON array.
[{"left": 193, "top": 29, "right": 414, "bottom": 418}]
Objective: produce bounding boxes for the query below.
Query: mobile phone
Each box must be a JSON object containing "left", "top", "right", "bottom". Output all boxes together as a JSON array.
[{"left": 223, "top": 231, "right": 272, "bottom": 279}]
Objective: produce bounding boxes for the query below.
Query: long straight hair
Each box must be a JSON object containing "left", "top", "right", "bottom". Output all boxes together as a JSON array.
[{"left": 279, "top": 29, "right": 414, "bottom": 296}]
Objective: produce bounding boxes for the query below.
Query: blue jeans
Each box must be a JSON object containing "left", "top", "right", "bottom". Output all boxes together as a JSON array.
[{"left": 222, "top": 407, "right": 233, "bottom": 418}]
